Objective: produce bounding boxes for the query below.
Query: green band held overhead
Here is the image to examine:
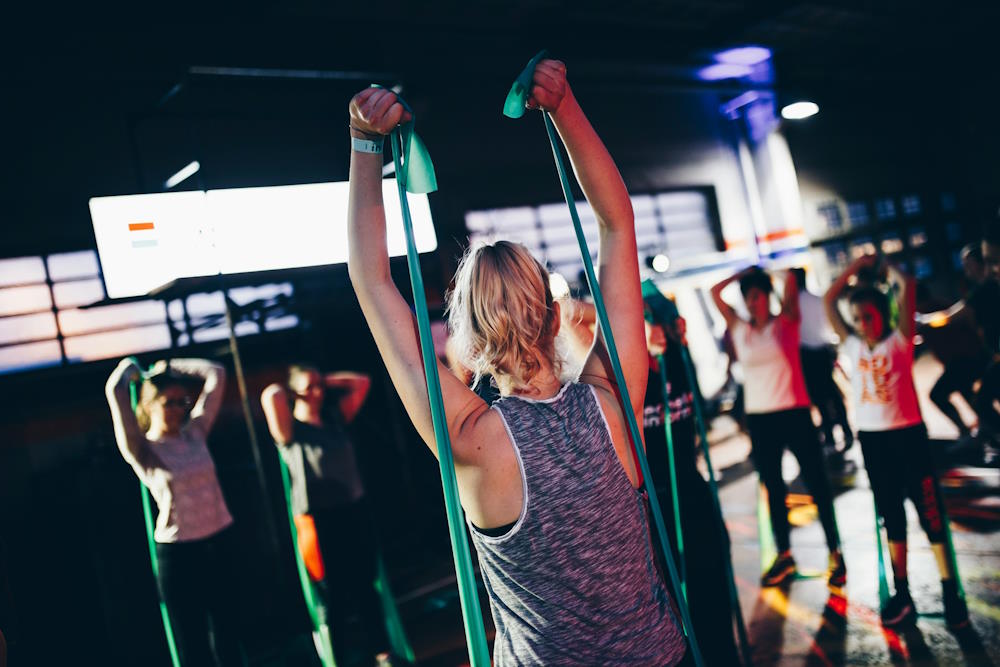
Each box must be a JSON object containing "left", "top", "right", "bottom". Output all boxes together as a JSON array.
[
  {"left": 370, "top": 85, "right": 437, "bottom": 194},
  {"left": 388, "top": 127, "right": 490, "bottom": 667},
  {"left": 503, "top": 52, "right": 705, "bottom": 666},
  {"left": 503, "top": 49, "right": 549, "bottom": 119}
]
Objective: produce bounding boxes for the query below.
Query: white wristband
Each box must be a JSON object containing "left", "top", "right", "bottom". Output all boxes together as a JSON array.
[{"left": 351, "top": 136, "right": 383, "bottom": 154}]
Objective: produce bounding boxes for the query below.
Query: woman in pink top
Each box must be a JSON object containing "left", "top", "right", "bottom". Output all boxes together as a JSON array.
[
  {"left": 712, "top": 267, "right": 845, "bottom": 588},
  {"left": 825, "top": 255, "right": 969, "bottom": 630},
  {"left": 106, "top": 357, "right": 242, "bottom": 666}
]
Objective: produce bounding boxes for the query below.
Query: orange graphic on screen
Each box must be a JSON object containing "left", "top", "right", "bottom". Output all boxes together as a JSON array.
[
  {"left": 128, "top": 221, "right": 158, "bottom": 248},
  {"left": 857, "top": 354, "right": 891, "bottom": 404}
]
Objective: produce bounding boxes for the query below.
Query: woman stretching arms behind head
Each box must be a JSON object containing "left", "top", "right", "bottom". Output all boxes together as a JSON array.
[
  {"left": 347, "top": 59, "right": 686, "bottom": 665},
  {"left": 825, "top": 255, "right": 969, "bottom": 630}
]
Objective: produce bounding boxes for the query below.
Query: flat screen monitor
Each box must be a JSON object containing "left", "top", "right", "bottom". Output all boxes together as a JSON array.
[{"left": 90, "top": 180, "right": 436, "bottom": 298}]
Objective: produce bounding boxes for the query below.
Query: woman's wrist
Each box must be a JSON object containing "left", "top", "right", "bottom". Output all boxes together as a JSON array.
[{"left": 349, "top": 124, "right": 384, "bottom": 140}]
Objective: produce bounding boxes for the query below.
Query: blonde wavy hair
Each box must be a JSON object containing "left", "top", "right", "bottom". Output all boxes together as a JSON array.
[{"left": 447, "top": 241, "right": 565, "bottom": 393}]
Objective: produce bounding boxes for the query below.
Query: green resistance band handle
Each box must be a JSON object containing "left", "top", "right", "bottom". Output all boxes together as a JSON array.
[
  {"left": 388, "top": 127, "right": 491, "bottom": 667},
  {"left": 656, "top": 355, "right": 687, "bottom": 600},
  {"left": 127, "top": 358, "right": 181, "bottom": 667},
  {"left": 536, "top": 110, "right": 704, "bottom": 667},
  {"left": 678, "top": 346, "right": 752, "bottom": 666},
  {"left": 276, "top": 454, "right": 336, "bottom": 666}
]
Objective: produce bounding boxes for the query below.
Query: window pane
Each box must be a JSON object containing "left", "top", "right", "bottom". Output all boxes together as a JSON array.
[
  {"left": 0, "top": 284, "right": 52, "bottom": 316},
  {"left": 47, "top": 250, "right": 100, "bottom": 281},
  {"left": 0, "top": 312, "right": 58, "bottom": 345},
  {"left": 58, "top": 301, "right": 166, "bottom": 336},
  {"left": 52, "top": 278, "right": 105, "bottom": 308},
  {"left": 264, "top": 314, "right": 299, "bottom": 331},
  {"left": 64, "top": 324, "right": 173, "bottom": 362},
  {"left": 0, "top": 340, "right": 63, "bottom": 374},
  {"left": 191, "top": 320, "right": 258, "bottom": 343},
  {"left": 227, "top": 283, "right": 293, "bottom": 306},
  {"left": 0, "top": 257, "right": 47, "bottom": 287}
]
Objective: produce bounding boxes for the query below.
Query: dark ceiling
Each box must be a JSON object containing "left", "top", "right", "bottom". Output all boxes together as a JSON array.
[{"left": 2, "top": 0, "right": 997, "bottom": 257}]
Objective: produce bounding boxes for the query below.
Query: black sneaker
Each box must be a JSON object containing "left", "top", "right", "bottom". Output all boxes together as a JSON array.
[
  {"left": 943, "top": 580, "right": 970, "bottom": 630},
  {"left": 881, "top": 589, "right": 916, "bottom": 628},
  {"left": 828, "top": 552, "right": 847, "bottom": 588},
  {"left": 761, "top": 553, "right": 797, "bottom": 586}
]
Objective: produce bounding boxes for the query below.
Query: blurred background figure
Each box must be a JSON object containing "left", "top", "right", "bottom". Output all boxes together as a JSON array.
[
  {"left": 791, "top": 267, "right": 855, "bottom": 454},
  {"left": 105, "top": 357, "right": 243, "bottom": 667},
  {"left": 261, "top": 365, "right": 390, "bottom": 667},
  {"left": 711, "top": 267, "right": 845, "bottom": 587}
]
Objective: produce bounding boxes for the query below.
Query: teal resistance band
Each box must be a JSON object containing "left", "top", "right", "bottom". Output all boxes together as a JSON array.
[
  {"left": 873, "top": 500, "right": 892, "bottom": 610},
  {"left": 375, "top": 554, "right": 417, "bottom": 665},
  {"left": 644, "top": 287, "right": 752, "bottom": 666},
  {"left": 127, "top": 361, "right": 181, "bottom": 667},
  {"left": 680, "top": 345, "right": 753, "bottom": 667},
  {"left": 276, "top": 455, "right": 336, "bottom": 666},
  {"left": 383, "top": 98, "right": 491, "bottom": 667},
  {"left": 505, "top": 51, "right": 704, "bottom": 667},
  {"left": 655, "top": 355, "right": 687, "bottom": 600}
]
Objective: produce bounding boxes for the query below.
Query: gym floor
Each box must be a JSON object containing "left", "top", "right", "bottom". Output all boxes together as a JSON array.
[{"left": 397, "top": 353, "right": 1000, "bottom": 666}]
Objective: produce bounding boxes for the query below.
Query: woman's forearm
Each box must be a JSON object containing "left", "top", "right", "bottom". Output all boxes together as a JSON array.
[{"left": 549, "top": 92, "right": 633, "bottom": 233}]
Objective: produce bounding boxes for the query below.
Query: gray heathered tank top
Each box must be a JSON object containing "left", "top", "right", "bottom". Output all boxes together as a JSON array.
[{"left": 469, "top": 382, "right": 686, "bottom": 666}]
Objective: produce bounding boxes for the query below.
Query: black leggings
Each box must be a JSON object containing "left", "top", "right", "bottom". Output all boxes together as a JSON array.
[
  {"left": 746, "top": 407, "right": 840, "bottom": 553},
  {"left": 313, "top": 500, "right": 389, "bottom": 664},
  {"left": 859, "top": 424, "right": 946, "bottom": 544},
  {"left": 156, "top": 528, "right": 243, "bottom": 667}
]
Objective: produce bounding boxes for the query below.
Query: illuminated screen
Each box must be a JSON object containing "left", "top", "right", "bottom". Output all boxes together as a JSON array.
[{"left": 90, "top": 180, "right": 437, "bottom": 298}]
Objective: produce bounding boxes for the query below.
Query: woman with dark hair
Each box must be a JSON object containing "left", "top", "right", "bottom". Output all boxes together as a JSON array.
[
  {"left": 260, "top": 365, "right": 389, "bottom": 665},
  {"left": 824, "top": 255, "right": 969, "bottom": 629},
  {"left": 711, "top": 267, "right": 845, "bottom": 587},
  {"left": 105, "top": 357, "right": 242, "bottom": 666},
  {"left": 347, "top": 59, "right": 686, "bottom": 665}
]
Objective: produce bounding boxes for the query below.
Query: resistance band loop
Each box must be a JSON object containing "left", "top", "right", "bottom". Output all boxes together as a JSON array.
[
  {"left": 677, "top": 345, "right": 752, "bottom": 666},
  {"left": 503, "top": 50, "right": 703, "bottom": 667},
  {"left": 277, "top": 455, "right": 336, "bottom": 666},
  {"left": 127, "top": 358, "right": 181, "bottom": 667},
  {"left": 386, "top": 110, "right": 491, "bottom": 667},
  {"left": 655, "top": 355, "right": 687, "bottom": 599}
]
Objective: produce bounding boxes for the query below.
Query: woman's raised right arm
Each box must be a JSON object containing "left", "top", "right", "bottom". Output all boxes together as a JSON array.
[
  {"left": 105, "top": 358, "right": 148, "bottom": 467},
  {"left": 347, "top": 87, "right": 490, "bottom": 465}
]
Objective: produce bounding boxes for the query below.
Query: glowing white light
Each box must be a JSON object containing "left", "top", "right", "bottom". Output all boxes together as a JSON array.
[
  {"left": 780, "top": 101, "right": 819, "bottom": 120},
  {"left": 89, "top": 180, "right": 437, "bottom": 298},
  {"left": 549, "top": 272, "right": 570, "bottom": 299},
  {"left": 164, "top": 161, "right": 201, "bottom": 189},
  {"left": 652, "top": 254, "right": 671, "bottom": 273}
]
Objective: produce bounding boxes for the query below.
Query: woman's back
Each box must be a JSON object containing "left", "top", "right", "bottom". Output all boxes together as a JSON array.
[{"left": 470, "top": 382, "right": 685, "bottom": 666}]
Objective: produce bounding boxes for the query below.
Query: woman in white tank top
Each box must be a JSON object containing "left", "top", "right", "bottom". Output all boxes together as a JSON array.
[
  {"left": 711, "top": 267, "right": 845, "bottom": 588},
  {"left": 824, "top": 255, "right": 968, "bottom": 630}
]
